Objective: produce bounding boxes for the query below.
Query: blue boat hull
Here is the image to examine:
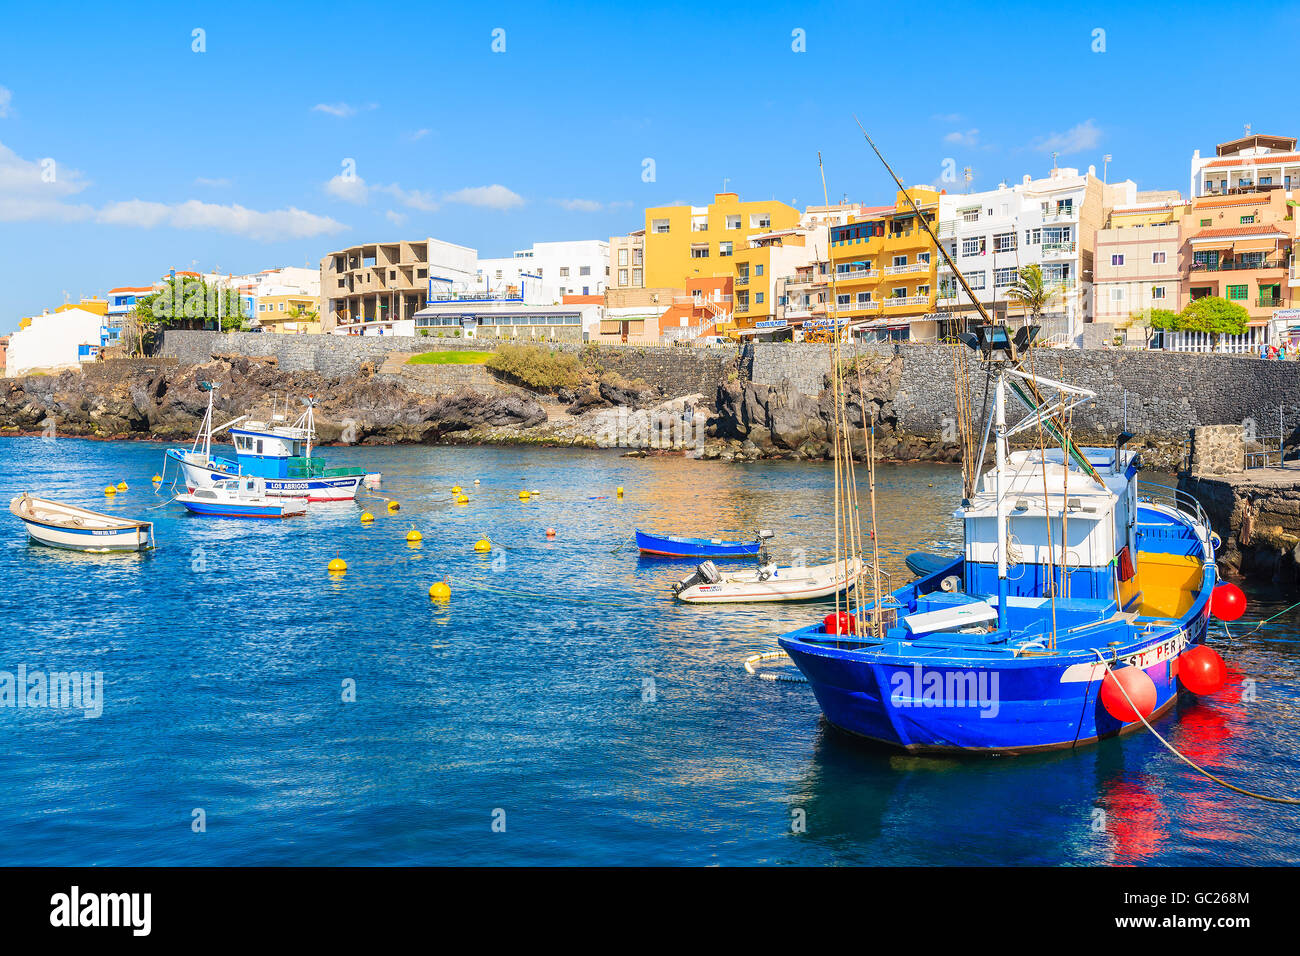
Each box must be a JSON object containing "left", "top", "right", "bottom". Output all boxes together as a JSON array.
[
  {"left": 178, "top": 499, "right": 299, "bottom": 519},
  {"left": 166, "top": 448, "right": 362, "bottom": 502},
  {"left": 635, "top": 529, "right": 759, "bottom": 559}
]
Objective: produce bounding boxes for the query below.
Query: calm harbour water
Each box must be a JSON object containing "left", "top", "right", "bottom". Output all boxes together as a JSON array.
[{"left": 0, "top": 436, "right": 1298, "bottom": 866}]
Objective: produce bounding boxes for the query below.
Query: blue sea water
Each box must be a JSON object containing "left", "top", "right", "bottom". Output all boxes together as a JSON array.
[{"left": 0, "top": 436, "right": 1298, "bottom": 866}]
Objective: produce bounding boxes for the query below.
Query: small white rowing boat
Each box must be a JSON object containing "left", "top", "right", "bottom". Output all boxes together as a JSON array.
[
  {"left": 674, "top": 557, "right": 864, "bottom": 603},
  {"left": 9, "top": 493, "right": 155, "bottom": 552}
]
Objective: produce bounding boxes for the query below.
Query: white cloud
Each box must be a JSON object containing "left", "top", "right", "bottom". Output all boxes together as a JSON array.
[
  {"left": 405, "top": 128, "right": 431, "bottom": 141},
  {"left": 554, "top": 198, "right": 604, "bottom": 212},
  {"left": 312, "top": 102, "right": 377, "bottom": 118},
  {"left": 385, "top": 210, "right": 407, "bottom": 226},
  {"left": 382, "top": 184, "right": 439, "bottom": 212},
  {"left": 0, "top": 87, "right": 12, "bottom": 119},
  {"left": 195, "top": 176, "right": 231, "bottom": 187},
  {"left": 944, "top": 128, "right": 979, "bottom": 147},
  {"left": 445, "top": 184, "right": 524, "bottom": 210},
  {"left": 1031, "top": 119, "right": 1101, "bottom": 155},
  {"left": 325, "top": 172, "right": 369, "bottom": 204},
  {"left": 95, "top": 199, "right": 345, "bottom": 241},
  {"left": 0, "top": 140, "right": 341, "bottom": 239}
]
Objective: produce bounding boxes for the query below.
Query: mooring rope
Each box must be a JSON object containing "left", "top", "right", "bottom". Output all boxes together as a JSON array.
[
  {"left": 743, "top": 650, "right": 808, "bottom": 683},
  {"left": 1091, "top": 649, "right": 1300, "bottom": 805}
]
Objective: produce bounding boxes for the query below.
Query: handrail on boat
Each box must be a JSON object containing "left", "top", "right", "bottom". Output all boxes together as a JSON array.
[{"left": 1135, "top": 479, "right": 1214, "bottom": 560}]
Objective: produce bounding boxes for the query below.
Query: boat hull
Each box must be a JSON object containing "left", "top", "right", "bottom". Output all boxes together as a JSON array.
[
  {"left": 18, "top": 518, "right": 152, "bottom": 552},
  {"left": 177, "top": 497, "right": 305, "bottom": 519},
  {"left": 677, "top": 559, "right": 862, "bottom": 603},
  {"left": 779, "top": 606, "right": 1209, "bottom": 755},
  {"left": 168, "top": 449, "right": 361, "bottom": 502},
  {"left": 635, "top": 529, "right": 759, "bottom": 559}
]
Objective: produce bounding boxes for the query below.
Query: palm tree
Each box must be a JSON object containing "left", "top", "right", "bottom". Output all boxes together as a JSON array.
[
  {"left": 283, "top": 305, "right": 320, "bottom": 333},
  {"left": 1005, "top": 264, "right": 1061, "bottom": 325}
]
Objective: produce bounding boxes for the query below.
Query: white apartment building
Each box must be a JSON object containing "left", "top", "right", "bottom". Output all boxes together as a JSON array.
[
  {"left": 476, "top": 239, "right": 610, "bottom": 302},
  {"left": 6, "top": 308, "right": 107, "bottom": 377},
  {"left": 936, "top": 166, "right": 1135, "bottom": 344},
  {"left": 1190, "top": 133, "right": 1300, "bottom": 197}
]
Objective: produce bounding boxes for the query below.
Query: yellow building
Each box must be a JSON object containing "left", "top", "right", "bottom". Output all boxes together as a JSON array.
[
  {"left": 254, "top": 294, "right": 321, "bottom": 334},
  {"left": 642, "top": 193, "right": 802, "bottom": 330},
  {"left": 828, "top": 188, "right": 941, "bottom": 340},
  {"left": 55, "top": 298, "right": 108, "bottom": 317}
]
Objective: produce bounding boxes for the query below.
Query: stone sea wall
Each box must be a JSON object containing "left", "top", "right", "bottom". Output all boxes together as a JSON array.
[{"left": 749, "top": 342, "right": 1300, "bottom": 447}]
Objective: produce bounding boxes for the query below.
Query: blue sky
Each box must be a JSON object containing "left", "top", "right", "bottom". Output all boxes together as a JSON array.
[{"left": 2, "top": 1, "right": 1297, "bottom": 330}]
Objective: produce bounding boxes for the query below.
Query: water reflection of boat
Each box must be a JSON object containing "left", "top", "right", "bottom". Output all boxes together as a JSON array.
[{"left": 9, "top": 493, "right": 155, "bottom": 552}]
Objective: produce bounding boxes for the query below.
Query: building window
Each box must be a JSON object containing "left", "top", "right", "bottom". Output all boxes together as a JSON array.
[
  {"left": 651, "top": 219, "right": 670, "bottom": 234},
  {"left": 959, "top": 207, "right": 980, "bottom": 223},
  {"left": 893, "top": 254, "right": 908, "bottom": 266},
  {"left": 961, "top": 236, "right": 986, "bottom": 257},
  {"left": 618, "top": 269, "right": 628, "bottom": 285},
  {"left": 755, "top": 292, "right": 764, "bottom": 304},
  {"left": 856, "top": 292, "right": 871, "bottom": 305},
  {"left": 993, "top": 267, "right": 1018, "bottom": 287},
  {"left": 632, "top": 268, "right": 642, "bottom": 285},
  {"left": 962, "top": 270, "right": 986, "bottom": 290},
  {"left": 837, "top": 294, "right": 851, "bottom": 306},
  {"left": 1152, "top": 251, "right": 1166, "bottom": 265},
  {"left": 632, "top": 249, "right": 643, "bottom": 265},
  {"left": 560, "top": 267, "right": 569, "bottom": 276},
  {"left": 1227, "top": 285, "right": 1248, "bottom": 300},
  {"left": 1110, "top": 288, "right": 1125, "bottom": 302},
  {"left": 1152, "top": 286, "right": 1166, "bottom": 299},
  {"left": 580, "top": 266, "right": 591, "bottom": 276},
  {"left": 1111, "top": 254, "right": 1125, "bottom": 266},
  {"left": 1199, "top": 219, "right": 1212, "bottom": 227},
  {"left": 917, "top": 251, "right": 930, "bottom": 264},
  {"left": 719, "top": 241, "right": 733, "bottom": 256},
  {"left": 690, "top": 244, "right": 709, "bottom": 258},
  {"left": 1240, "top": 215, "right": 1255, "bottom": 225},
  {"left": 750, "top": 213, "right": 771, "bottom": 229},
  {"left": 726, "top": 214, "right": 741, "bottom": 230},
  {"left": 618, "top": 249, "right": 628, "bottom": 266},
  {"left": 993, "top": 232, "right": 1016, "bottom": 253},
  {"left": 390, "top": 270, "right": 397, "bottom": 279}
]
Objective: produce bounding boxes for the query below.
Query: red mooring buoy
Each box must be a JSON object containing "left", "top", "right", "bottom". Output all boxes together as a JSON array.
[
  {"left": 1100, "top": 666, "right": 1157, "bottom": 723},
  {"left": 1210, "top": 582, "right": 1247, "bottom": 622},
  {"left": 1179, "top": 644, "right": 1227, "bottom": 696}
]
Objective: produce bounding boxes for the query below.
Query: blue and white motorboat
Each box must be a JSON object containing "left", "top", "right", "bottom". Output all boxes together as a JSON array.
[
  {"left": 9, "top": 493, "right": 155, "bottom": 552},
  {"left": 778, "top": 329, "right": 1221, "bottom": 755},
  {"left": 176, "top": 475, "right": 307, "bottom": 519},
  {"left": 167, "top": 387, "right": 375, "bottom": 503}
]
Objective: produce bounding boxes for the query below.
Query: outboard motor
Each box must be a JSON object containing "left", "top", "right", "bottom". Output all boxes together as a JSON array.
[{"left": 674, "top": 560, "right": 721, "bottom": 594}]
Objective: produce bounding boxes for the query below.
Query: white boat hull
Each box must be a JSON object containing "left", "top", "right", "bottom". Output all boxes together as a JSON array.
[
  {"left": 169, "top": 451, "right": 361, "bottom": 502},
  {"left": 10, "top": 494, "right": 154, "bottom": 552},
  {"left": 676, "top": 558, "right": 864, "bottom": 603}
]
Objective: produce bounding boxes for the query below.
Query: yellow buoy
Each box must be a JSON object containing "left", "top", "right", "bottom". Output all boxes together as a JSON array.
[
  {"left": 406, "top": 529, "right": 423, "bottom": 543},
  {"left": 151, "top": 474, "right": 162, "bottom": 484},
  {"left": 387, "top": 501, "right": 400, "bottom": 513},
  {"left": 103, "top": 485, "right": 116, "bottom": 496},
  {"left": 451, "top": 485, "right": 462, "bottom": 494},
  {"left": 455, "top": 494, "right": 469, "bottom": 505},
  {"left": 328, "top": 557, "right": 348, "bottom": 573},
  {"left": 360, "top": 511, "right": 375, "bottom": 523},
  {"left": 429, "top": 581, "right": 451, "bottom": 600},
  {"left": 518, "top": 490, "right": 531, "bottom": 501},
  {"left": 116, "top": 481, "right": 129, "bottom": 491},
  {"left": 474, "top": 538, "right": 492, "bottom": 553},
  {"left": 616, "top": 485, "right": 624, "bottom": 498}
]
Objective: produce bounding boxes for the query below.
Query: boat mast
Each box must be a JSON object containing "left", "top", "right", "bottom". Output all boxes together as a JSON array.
[{"left": 993, "top": 373, "right": 1009, "bottom": 629}]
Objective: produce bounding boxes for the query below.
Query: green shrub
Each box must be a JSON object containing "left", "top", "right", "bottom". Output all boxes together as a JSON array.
[{"left": 485, "top": 344, "right": 585, "bottom": 391}]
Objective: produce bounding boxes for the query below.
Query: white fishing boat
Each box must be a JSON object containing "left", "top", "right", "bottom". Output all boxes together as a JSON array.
[
  {"left": 9, "top": 494, "right": 155, "bottom": 552},
  {"left": 176, "top": 475, "right": 307, "bottom": 519},
  {"left": 675, "top": 556, "right": 865, "bottom": 603}
]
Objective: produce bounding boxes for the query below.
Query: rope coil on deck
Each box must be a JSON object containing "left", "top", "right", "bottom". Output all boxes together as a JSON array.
[
  {"left": 743, "top": 650, "right": 807, "bottom": 683},
  {"left": 1092, "top": 649, "right": 1300, "bottom": 805}
]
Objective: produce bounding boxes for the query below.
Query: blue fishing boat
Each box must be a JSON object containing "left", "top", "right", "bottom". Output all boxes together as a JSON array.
[
  {"left": 636, "top": 529, "right": 763, "bottom": 559},
  {"left": 176, "top": 475, "right": 306, "bottom": 519},
  {"left": 167, "top": 387, "right": 375, "bottom": 502},
  {"left": 778, "top": 329, "right": 1225, "bottom": 754}
]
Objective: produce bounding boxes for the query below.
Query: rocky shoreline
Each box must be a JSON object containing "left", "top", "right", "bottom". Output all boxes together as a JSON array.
[{"left": 0, "top": 352, "right": 1185, "bottom": 469}]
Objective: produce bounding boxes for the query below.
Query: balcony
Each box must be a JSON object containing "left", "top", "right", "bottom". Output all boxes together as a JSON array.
[
  {"left": 885, "top": 262, "right": 929, "bottom": 276},
  {"left": 784, "top": 307, "right": 814, "bottom": 320},
  {"left": 1256, "top": 297, "right": 1284, "bottom": 308},
  {"left": 785, "top": 272, "right": 828, "bottom": 287},
  {"left": 1041, "top": 241, "right": 1077, "bottom": 257},
  {"left": 735, "top": 275, "right": 749, "bottom": 286},
  {"left": 1041, "top": 207, "right": 1077, "bottom": 223},
  {"left": 832, "top": 267, "right": 878, "bottom": 281},
  {"left": 884, "top": 295, "right": 930, "bottom": 307},
  {"left": 1190, "top": 259, "right": 1288, "bottom": 273}
]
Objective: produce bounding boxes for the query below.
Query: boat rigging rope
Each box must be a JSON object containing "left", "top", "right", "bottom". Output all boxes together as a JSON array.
[
  {"left": 1090, "top": 649, "right": 1300, "bottom": 805},
  {"left": 743, "top": 650, "right": 808, "bottom": 683},
  {"left": 1222, "top": 601, "right": 1300, "bottom": 639}
]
